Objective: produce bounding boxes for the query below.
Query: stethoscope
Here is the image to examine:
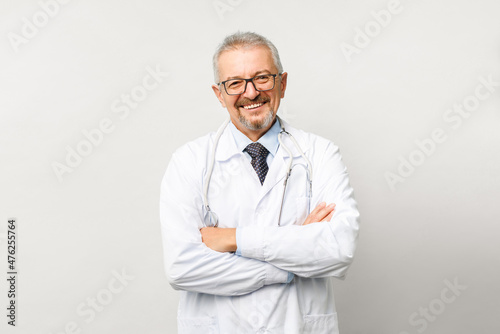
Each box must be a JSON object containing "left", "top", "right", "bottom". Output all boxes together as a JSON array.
[{"left": 203, "top": 116, "right": 312, "bottom": 227}]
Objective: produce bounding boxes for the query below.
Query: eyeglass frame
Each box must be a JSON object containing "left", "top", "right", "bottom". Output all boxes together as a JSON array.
[{"left": 217, "top": 73, "right": 283, "bottom": 96}]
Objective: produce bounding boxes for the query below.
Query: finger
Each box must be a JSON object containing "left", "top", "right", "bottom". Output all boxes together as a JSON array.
[
  {"left": 309, "top": 202, "right": 329, "bottom": 220},
  {"left": 303, "top": 218, "right": 313, "bottom": 225},
  {"left": 316, "top": 203, "right": 336, "bottom": 220},
  {"left": 303, "top": 202, "right": 335, "bottom": 225},
  {"left": 302, "top": 216, "right": 313, "bottom": 225},
  {"left": 311, "top": 202, "right": 326, "bottom": 214},
  {"left": 303, "top": 202, "right": 325, "bottom": 225},
  {"left": 322, "top": 210, "right": 335, "bottom": 222}
]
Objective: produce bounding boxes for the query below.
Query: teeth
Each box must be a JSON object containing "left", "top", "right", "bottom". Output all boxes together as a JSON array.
[{"left": 243, "top": 103, "right": 263, "bottom": 110}]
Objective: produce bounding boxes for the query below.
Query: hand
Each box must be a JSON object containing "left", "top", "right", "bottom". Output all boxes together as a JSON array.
[
  {"left": 200, "top": 227, "right": 237, "bottom": 253},
  {"left": 302, "top": 202, "right": 336, "bottom": 225}
]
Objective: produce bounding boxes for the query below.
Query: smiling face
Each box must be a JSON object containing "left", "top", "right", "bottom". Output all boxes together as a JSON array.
[{"left": 212, "top": 46, "right": 288, "bottom": 141}]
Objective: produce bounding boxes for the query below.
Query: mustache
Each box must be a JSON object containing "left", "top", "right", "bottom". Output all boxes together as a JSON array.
[{"left": 236, "top": 96, "right": 270, "bottom": 107}]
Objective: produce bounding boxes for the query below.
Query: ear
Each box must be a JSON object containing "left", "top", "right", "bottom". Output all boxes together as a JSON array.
[
  {"left": 279, "top": 72, "right": 288, "bottom": 98},
  {"left": 212, "top": 84, "right": 226, "bottom": 108}
]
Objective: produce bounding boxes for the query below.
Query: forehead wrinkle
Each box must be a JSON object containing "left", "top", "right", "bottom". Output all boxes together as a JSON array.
[
  {"left": 226, "top": 70, "right": 273, "bottom": 81},
  {"left": 218, "top": 46, "right": 276, "bottom": 82}
]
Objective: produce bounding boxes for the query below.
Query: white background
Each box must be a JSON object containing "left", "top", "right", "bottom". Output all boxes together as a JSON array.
[{"left": 1, "top": 0, "right": 499, "bottom": 333}]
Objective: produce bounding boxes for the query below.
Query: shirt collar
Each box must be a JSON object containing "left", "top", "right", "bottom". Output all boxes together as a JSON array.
[{"left": 229, "top": 118, "right": 281, "bottom": 157}]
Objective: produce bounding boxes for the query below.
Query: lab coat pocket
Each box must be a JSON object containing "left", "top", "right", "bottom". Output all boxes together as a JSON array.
[
  {"left": 295, "top": 196, "right": 310, "bottom": 225},
  {"left": 303, "top": 313, "right": 338, "bottom": 334},
  {"left": 178, "top": 316, "right": 219, "bottom": 334}
]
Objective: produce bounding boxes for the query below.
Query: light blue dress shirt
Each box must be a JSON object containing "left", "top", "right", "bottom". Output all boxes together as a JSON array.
[{"left": 228, "top": 118, "right": 281, "bottom": 167}]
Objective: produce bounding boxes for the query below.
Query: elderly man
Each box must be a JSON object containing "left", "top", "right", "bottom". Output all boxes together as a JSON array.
[{"left": 160, "top": 31, "right": 359, "bottom": 333}]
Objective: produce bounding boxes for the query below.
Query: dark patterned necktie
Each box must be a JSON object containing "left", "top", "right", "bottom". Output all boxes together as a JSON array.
[{"left": 244, "top": 142, "right": 269, "bottom": 185}]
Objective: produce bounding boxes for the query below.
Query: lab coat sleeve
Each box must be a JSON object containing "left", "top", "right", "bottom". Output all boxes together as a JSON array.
[
  {"left": 160, "top": 148, "right": 290, "bottom": 296},
  {"left": 237, "top": 141, "right": 360, "bottom": 279}
]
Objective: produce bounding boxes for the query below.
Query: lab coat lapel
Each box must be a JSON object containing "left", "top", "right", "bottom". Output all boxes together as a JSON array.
[
  {"left": 260, "top": 147, "right": 287, "bottom": 196},
  {"left": 259, "top": 122, "right": 310, "bottom": 198},
  {"left": 212, "top": 119, "right": 311, "bottom": 202}
]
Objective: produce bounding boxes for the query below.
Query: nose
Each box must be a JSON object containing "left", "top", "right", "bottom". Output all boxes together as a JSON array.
[{"left": 242, "top": 81, "right": 259, "bottom": 100}]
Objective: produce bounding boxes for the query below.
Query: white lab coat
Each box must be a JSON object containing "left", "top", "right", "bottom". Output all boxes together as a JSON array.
[{"left": 160, "top": 119, "right": 359, "bottom": 334}]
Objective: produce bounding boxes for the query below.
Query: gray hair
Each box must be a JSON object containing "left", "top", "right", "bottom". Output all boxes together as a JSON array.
[{"left": 212, "top": 31, "right": 283, "bottom": 83}]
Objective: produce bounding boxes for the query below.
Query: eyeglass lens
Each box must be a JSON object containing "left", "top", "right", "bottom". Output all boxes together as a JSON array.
[{"left": 224, "top": 75, "right": 275, "bottom": 95}]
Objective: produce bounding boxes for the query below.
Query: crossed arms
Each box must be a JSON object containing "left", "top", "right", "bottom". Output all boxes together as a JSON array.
[
  {"left": 160, "top": 141, "right": 359, "bottom": 296},
  {"left": 200, "top": 202, "right": 336, "bottom": 252}
]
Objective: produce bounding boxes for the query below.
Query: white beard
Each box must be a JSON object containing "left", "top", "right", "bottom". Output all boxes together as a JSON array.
[{"left": 239, "top": 109, "right": 274, "bottom": 131}]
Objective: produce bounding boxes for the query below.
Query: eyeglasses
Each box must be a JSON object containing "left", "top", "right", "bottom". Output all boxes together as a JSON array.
[{"left": 218, "top": 73, "right": 281, "bottom": 95}]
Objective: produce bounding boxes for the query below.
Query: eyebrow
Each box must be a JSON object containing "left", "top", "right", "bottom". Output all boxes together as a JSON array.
[{"left": 225, "top": 70, "right": 272, "bottom": 80}]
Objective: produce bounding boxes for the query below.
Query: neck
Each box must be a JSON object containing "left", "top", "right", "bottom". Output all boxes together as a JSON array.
[{"left": 233, "top": 117, "right": 277, "bottom": 142}]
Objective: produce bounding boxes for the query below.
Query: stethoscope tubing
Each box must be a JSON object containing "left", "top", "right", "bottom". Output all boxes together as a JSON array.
[{"left": 203, "top": 116, "right": 312, "bottom": 227}]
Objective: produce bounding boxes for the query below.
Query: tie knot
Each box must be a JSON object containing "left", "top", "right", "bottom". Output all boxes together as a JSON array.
[{"left": 245, "top": 142, "right": 269, "bottom": 159}]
